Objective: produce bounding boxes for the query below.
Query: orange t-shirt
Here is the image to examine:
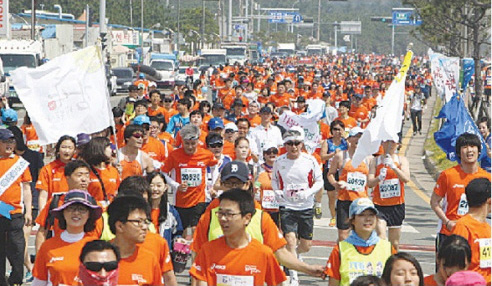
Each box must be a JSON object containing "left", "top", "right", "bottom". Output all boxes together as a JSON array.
[
  {"left": 87, "top": 166, "right": 121, "bottom": 204},
  {"left": 349, "top": 105, "right": 370, "bottom": 128},
  {"left": 222, "top": 141, "right": 236, "bottom": 158},
  {"left": 21, "top": 123, "right": 43, "bottom": 152},
  {"left": 140, "top": 232, "right": 174, "bottom": 274},
  {"left": 157, "top": 132, "right": 175, "bottom": 147},
  {"left": 324, "top": 242, "right": 397, "bottom": 280},
  {"left": 335, "top": 116, "right": 358, "bottom": 131},
  {"left": 257, "top": 170, "right": 279, "bottom": 213},
  {"left": 452, "top": 214, "right": 491, "bottom": 283},
  {"left": 433, "top": 165, "right": 490, "bottom": 235},
  {"left": 223, "top": 96, "right": 248, "bottom": 111},
  {"left": 35, "top": 194, "right": 103, "bottom": 238},
  {"left": 141, "top": 136, "right": 168, "bottom": 164},
  {"left": 147, "top": 106, "right": 167, "bottom": 117},
  {"left": 320, "top": 122, "right": 331, "bottom": 141},
  {"left": 270, "top": 93, "right": 292, "bottom": 107},
  {"left": 0, "top": 155, "right": 32, "bottom": 214},
  {"left": 36, "top": 159, "right": 68, "bottom": 204},
  {"left": 338, "top": 158, "right": 369, "bottom": 201},
  {"left": 372, "top": 156, "right": 405, "bottom": 206},
  {"left": 112, "top": 123, "right": 125, "bottom": 148},
  {"left": 218, "top": 88, "right": 236, "bottom": 101},
  {"left": 362, "top": 97, "right": 378, "bottom": 111},
  {"left": 162, "top": 148, "right": 218, "bottom": 208},
  {"left": 163, "top": 108, "right": 179, "bottom": 124},
  {"left": 423, "top": 274, "right": 439, "bottom": 286},
  {"left": 117, "top": 245, "right": 163, "bottom": 286},
  {"left": 191, "top": 198, "right": 287, "bottom": 253},
  {"left": 243, "top": 115, "right": 261, "bottom": 128},
  {"left": 190, "top": 237, "right": 287, "bottom": 285},
  {"left": 33, "top": 235, "right": 94, "bottom": 285}
]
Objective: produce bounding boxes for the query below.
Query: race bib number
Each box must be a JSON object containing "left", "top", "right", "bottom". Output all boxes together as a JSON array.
[
  {"left": 181, "top": 168, "right": 202, "bottom": 187},
  {"left": 346, "top": 172, "right": 367, "bottom": 192},
  {"left": 478, "top": 238, "right": 491, "bottom": 269},
  {"left": 216, "top": 274, "right": 254, "bottom": 286},
  {"left": 262, "top": 190, "right": 279, "bottom": 210},
  {"left": 379, "top": 179, "right": 401, "bottom": 199},
  {"left": 286, "top": 183, "right": 308, "bottom": 201},
  {"left": 457, "top": 193, "right": 468, "bottom": 215}
]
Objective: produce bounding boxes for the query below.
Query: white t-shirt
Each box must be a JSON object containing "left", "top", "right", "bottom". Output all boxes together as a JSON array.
[{"left": 271, "top": 153, "right": 323, "bottom": 211}]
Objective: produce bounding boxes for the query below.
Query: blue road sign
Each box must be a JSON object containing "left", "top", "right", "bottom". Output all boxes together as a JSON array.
[
  {"left": 392, "top": 9, "right": 422, "bottom": 26},
  {"left": 268, "top": 12, "right": 303, "bottom": 24}
]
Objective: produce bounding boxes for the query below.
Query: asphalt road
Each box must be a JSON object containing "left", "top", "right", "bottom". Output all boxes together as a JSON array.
[{"left": 20, "top": 91, "right": 441, "bottom": 285}]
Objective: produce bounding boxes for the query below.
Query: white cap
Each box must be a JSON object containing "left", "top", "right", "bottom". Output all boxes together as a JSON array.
[
  {"left": 149, "top": 81, "right": 157, "bottom": 87},
  {"left": 224, "top": 122, "right": 238, "bottom": 132}
]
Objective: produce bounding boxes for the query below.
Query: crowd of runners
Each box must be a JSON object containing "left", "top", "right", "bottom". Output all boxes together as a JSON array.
[{"left": 0, "top": 52, "right": 490, "bottom": 286}]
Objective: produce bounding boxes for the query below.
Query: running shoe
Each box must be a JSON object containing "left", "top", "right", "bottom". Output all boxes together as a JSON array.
[
  {"left": 329, "top": 218, "right": 336, "bottom": 227},
  {"left": 314, "top": 206, "right": 322, "bottom": 219},
  {"left": 25, "top": 270, "right": 33, "bottom": 283}
]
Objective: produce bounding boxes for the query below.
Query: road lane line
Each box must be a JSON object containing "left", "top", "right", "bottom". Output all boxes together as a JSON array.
[{"left": 400, "top": 125, "right": 431, "bottom": 204}]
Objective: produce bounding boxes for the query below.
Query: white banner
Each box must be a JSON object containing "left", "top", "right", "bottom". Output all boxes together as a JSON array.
[
  {"left": 277, "top": 99, "right": 325, "bottom": 154},
  {"left": 352, "top": 50, "right": 413, "bottom": 167},
  {"left": 428, "top": 49, "right": 459, "bottom": 102},
  {"left": 10, "top": 46, "right": 114, "bottom": 145},
  {"left": 0, "top": 0, "right": 9, "bottom": 38}
]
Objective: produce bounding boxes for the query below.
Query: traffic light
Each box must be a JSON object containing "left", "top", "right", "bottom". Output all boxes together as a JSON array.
[
  {"left": 100, "top": 32, "right": 108, "bottom": 51},
  {"left": 371, "top": 16, "right": 392, "bottom": 23}
]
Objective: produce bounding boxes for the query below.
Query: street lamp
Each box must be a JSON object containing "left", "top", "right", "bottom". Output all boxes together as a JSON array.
[{"left": 188, "top": 30, "right": 201, "bottom": 55}]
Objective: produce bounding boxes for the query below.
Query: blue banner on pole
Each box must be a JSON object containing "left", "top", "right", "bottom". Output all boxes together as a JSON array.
[
  {"left": 462, "top": 58, "right": 475, "bottom": 92},
  {"left": 434, "top": 94, "right": 487, "bottom": 162}
]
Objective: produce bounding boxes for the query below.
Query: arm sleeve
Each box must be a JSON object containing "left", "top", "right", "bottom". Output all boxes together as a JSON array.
[
  {"left": 324, "top": 245, "right": 341, "bottom": 280},
  {"left": 190, "top": 210, "right": 211, "bottom": 252},
  {"left": 32, "top": 244, "right": 49, "bottom": 281},
  {"left": 433, "top": 172, "right": 447, "bottom": 197},
  {"left": 189, "top": 249, "right": 208, "bottom": 282},
  {"left": 165, "top": 117, "right": 175, "bottom": 134},
  {"left": 306, "top": 158, "right": 324, "bottom": 197}
]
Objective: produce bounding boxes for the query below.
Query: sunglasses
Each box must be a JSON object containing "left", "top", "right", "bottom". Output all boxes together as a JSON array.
[
  {"left": 132, "top": 133, "right": 143, "bottom": 139},
  {"left": 164, "top": 99, "right": 173, "bottom": 103},
  {"left": 84, "top": 261, "right": 118, "bottom": 272},
  {"left": 209, "top": 143, "right": 223, "bottom": 148},
  {"left": 265, "top": 148, "right": 278, "bottom": 155},
  {"left": 225, "top": 129, "right": 237, "bottom": 134},
  {"left": 285, "top": 141, "right": 302, "bottom": 146}
]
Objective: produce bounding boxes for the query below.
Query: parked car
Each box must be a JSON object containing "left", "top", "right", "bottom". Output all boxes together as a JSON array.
[{"left": 112, "top": 67, "right": 135, "bottom": 93}]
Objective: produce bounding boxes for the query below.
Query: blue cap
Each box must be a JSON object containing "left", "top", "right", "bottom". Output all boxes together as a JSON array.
[
  {"left": 139, "top": 73, "right": 145, "bottom": 79},
  {"left": 133, "top": 115, "right": 151, "bottom": 126},
  {"left": 0, "top": 128, "right": 14, "bottom": 140},
  {"left": 349, "top": 198, "right": 378, "bottom": 217},
  {"left": 208, "top": 117, "right": 224, "bottom": 130},
  {"left": 2, "top": 109, "right": 17, "bottom": 123}
]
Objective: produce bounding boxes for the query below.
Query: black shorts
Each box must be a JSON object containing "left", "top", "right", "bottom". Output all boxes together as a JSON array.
[
  {"left": 375, "top": 203, "right": 405, "bottom": 227},
  {"left": 323, "top": 167, "right": 339, "bottom": 191},
  {"left": 176, "top": 202, "right": 206, "bottom": 229},
  {"left": 336, "top": 200, "right": 352, "bottom": 230},
  {"left": 280, "top": 208, "right": 314, "bottom": 240}
]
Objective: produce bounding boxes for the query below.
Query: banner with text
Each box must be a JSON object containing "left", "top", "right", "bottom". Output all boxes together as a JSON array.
[{"left": 428, "top": 49, "right": 459, "bottom": 102}]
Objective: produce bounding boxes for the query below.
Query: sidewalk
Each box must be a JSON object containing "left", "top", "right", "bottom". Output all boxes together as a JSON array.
[{"left": 402, "top": 93, "right": 439, "bottom": 201}]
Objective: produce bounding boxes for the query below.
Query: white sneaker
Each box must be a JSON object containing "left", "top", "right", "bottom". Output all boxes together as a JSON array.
[{"left": 289, "top": 270, "right": 299, "bottom": 286}]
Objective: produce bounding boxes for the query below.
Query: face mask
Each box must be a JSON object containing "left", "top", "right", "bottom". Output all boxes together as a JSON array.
[{"left": 78, "top": 263, "right": 119, "bottom": 286}]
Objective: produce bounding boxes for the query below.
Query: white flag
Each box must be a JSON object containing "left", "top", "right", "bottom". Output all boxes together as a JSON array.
[
  {"left": 10, "top": 46, "right": 114, "bottom": 145},
  {"left": 351, "top": 50, "right": 413, "bottom": 167},
  {"left": 277, "top": 99, "right": 325, "bottom": 154},
  {"left": 428, "top": 49, "right": 459, "bottom": 102}
]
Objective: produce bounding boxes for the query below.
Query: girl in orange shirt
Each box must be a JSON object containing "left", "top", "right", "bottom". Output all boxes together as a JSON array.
[
  {"left": 78, "top": 137, "right": 121, "bottom": 207},
  {"left": 32, "top": 190, "right": 102, "bottom": 286}
]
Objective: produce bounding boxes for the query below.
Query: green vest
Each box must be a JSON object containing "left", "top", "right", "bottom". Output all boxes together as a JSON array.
[
  {"left": 208, "top": 207, "right": 264, "bottom": 243},
  {"left": 339, "top": 239, "right": 392, "bottom": 286}
]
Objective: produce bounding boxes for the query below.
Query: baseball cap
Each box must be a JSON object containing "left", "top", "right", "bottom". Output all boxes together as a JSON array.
[
  {"left": 349, "top": 198, "right": 378, "bottom": 217},
  {"left": 0, "top": 128, "right": 14, "bottom": 140},
  {"left": 149, "top": 81, "right": 157, "bottom": 88},
  {"left": 259, "top": 106, "right": 272, "bottom": 114},
  {"left": 220, "top": 161, "right": 250, "bottom": 183},
  {"left": 133, "top": 115, "right": 151, "bottom": 126},
  {"left": 76, "top": 133, "right": 91, "bottom": 147},
  {"left": 51, "top": 189, "right": 102, "bottom": 221},
  {"left": 180, "top": 124, "right": 200, "bottom": 140},
  {"left": 2, "top": 109, "right": 17, "bottom": 123},
  {"left": 353, "top": 93, "right": 363, "bottom": 100},
  {"left": 206, "top": 133, "right": 223, "bottom": 146},
  {"left": 283, "top": 126, "right": 305, "bottom": 143},
  {"left": 128, "top": 85, "right": 138, "bottom": 92},
  {"left": 445, "top": 271, "right": 486, "bottom": 286},
  {"left": 224, "top": 122, "right": 238, "bottom": 132},
  {"left": 262, "top": 142, "right": 277, "bottom": 152},
  {"left": 212, "top": 103, "right": 226, "bottom": 110},
  {"left": 208, "top": 117, "right": 225, "bottom": 130},
  {"left": 348, "top": 127, "right": 364, "bottom": 137},
  {"left": 232, "top": 99, "right": 245, "bottom": 108},
  {"left": 249, "top": 100, "right": 260, "bottom": 107}
]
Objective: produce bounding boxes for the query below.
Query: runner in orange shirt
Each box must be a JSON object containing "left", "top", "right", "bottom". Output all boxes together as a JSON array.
[
  {"left": 335, "top": 101, "right": 358, "bottom": 134},
  {"left": 147, "top": 90, "right": 167, "bottom": 117},
  {"left": 222, "top": 123, "right": 238, "bottom": 158},
  {"left": 36, "top": 135, "right": 76, "bottom": 210},
  {"left": 349, "top": 94, "right": 370, "bottom": 128},
  {"left": 162, "top": 124, "right": 218, "bottom": 236},
  {"left": 190, "top": 189, "right": 287, "bottom": 286},
  {"left": 149, "top": 115, "right": 174, "bottom": 158},
  {"left": 78, "top": 137, "right": 121, "bottom": 207},
  {"left": 173, "top": 110, "right": 208, "bottom": 148},
  {"left": 328, "top": 127, "right": 371, "bottom": 241},
  {"left": 0, "top": 128, "right": 32, "bottom": 286},
  {"left": 256, "top": 144, "right": 280, "bottom": 226},
  {"left": 32, "top": 190, "right": 102, "bottom": 286},
  {"left": 430, "top": 133, "right": 491, "bottom": 253},
  {"left": 117, "top": 125, "right": 155, "bottom": 180},
  {"left": 107, "top": 196, "right": 168, "bottom": 286},
  {"left": 243, "top": 101, "right": 262, "bottom": 128},
  {"left": 218, "top": 78, "right": 236, "bottom": 102},
  {"left": 270, "top": 81, "right": 292, "bottom": 108},
  {"left": 162, "top": 95, "right": 179, "bottom": 124},
  {"left": 21, "top": 113, "right": 43, "bottom": 153},
  {"left": 452, "top": 178, "right": 491, "bottom": 284},
  {"left": 368, "top": 140, "right": 410, "bottom": 251},
  {"left": 132, "top": 115, "right": 169, "bottom": 168}
]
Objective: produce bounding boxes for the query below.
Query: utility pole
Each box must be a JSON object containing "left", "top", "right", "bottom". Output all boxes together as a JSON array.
[
  {"left": 31, "top": 0, "right": 36, "bottom": 40},
  {"left": 99, "top": 0, "right": 107, "bottom": 34},
  {"left": 228, "top": 0, "right": 232, "bottom": 41},
  {"left": 245, "top": 0, "right": 249, "bottom": 42},
  {"left": 85, "top": 4, "right": 89, "bottom": 47},
  {"left": 140, "top": 0, "right": 144, "bottom": 61},
  {"left": 130, "top": 0, "right": 133, "bottom": 27},
  {"left": 202, "top": 0, "right": 205, "bottom": 49},
  {"left": 177, "top": 0, "right": 181, "bottom": 54},
  {"left": 317, "top": 0, "right": 321, "bottom": 41}
]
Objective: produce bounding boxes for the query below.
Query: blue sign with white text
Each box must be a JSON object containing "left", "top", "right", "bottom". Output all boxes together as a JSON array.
[
  {"left": 392, "top": 10, "right": 422, "bottom": 26},
  {"left": 268, "top": 12, "right": 303, "bottom": 24}
]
